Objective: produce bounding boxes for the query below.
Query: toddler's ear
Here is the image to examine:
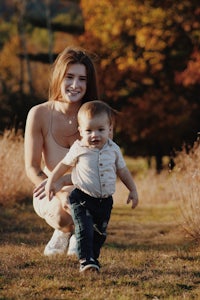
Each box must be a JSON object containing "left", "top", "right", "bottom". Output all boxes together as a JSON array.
[
  {"left": 109, "top": 125, "right": 113, "bottom": 139},
  {"left": 78, "top": 126, "right": 82, "bottom": 136}
]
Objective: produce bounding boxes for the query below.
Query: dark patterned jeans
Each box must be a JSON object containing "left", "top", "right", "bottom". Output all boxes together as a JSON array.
[{"left": 69, "top": 189, "right": 113, "bottom": 261}]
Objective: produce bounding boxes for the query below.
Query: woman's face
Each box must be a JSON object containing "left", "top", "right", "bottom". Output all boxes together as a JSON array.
[{"left": 61, "top": 63, "right": 87, "bottom": 103}]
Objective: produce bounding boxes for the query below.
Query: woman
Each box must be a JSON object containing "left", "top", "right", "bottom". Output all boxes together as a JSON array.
[{"left": 24, "top": 47, "right": 99, "bottom": 256}]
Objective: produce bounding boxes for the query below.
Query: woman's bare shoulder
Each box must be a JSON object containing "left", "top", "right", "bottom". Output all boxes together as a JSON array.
[
  {"left": 26, "top": 102, "right": 53, "bottom": 134},
  {"left": 29, "top": 101, "right": 51, "bottom": 113},
  {"left": 28, "top": 101, "right": 52, "bottom": 118}
]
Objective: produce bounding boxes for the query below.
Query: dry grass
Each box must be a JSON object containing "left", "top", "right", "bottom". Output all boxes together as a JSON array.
[
  {"left": 1, "top": 130, "right": 200, "bottom": 299},
  {"left": 115, "top": 169, "right": 176, "bottom": 208},
  {"left": 0, "top": 130, "right": 33, "bottom": 206},
  {"left": 169, "top": 140, "right": 200, "bottom": 241},
  {"left": 1, "top": 202, "right": 200, "bottom": 300}
]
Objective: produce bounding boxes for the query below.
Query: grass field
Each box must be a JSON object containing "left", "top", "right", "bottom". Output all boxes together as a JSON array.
[
  {"left": 1, "top": 131, "right": 200, "bottom": 299},
  {"left": 1, "top": 197, "right": 200, "bottom": 300}
]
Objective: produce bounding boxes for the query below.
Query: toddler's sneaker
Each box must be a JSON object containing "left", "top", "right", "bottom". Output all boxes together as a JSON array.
[
  {"left": 67, "top": 234, "right": 78, "bottom": 256},
  {"left": 44, "top": 229, "right": 71, "bottom": 256},
  {"left": 79, "top": 259, "right": 100, "bottom": 273},
  {"left": 94, "top": 259, "right": 101, "bottom": 269}
]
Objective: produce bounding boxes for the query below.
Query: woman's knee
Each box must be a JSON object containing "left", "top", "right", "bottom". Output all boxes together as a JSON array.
[
  {"left": 58, "top": 210, "right": 74, "bottom": 228},
  {"left": 33, "top": 193, "right": 74, "bottom": 230},
  {"left": 45, "top": 209, "right": 74, "bottom": 231}
]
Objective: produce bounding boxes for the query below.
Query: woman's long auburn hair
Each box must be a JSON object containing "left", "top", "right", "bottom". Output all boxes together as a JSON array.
[{"left": 49, "top": 47, "right": 99, "bottom": 103}]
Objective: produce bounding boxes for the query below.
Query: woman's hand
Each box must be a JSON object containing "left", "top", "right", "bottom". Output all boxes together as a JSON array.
[
  {"left": 33, "top": 179, "right": 48, "bottom": 200},
  {"left": 33, "top": 174, "right": 73, "bottom": 200},
  {"left": 33, "top": 178, "right": 63, "bottom": 200}
]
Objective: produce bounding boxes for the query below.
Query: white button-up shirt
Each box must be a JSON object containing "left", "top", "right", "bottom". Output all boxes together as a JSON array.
[{"left": 62, "top": 139, "right": 126, "bottom": 198}]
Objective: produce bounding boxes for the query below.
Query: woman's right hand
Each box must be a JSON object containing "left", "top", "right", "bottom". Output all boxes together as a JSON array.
[
  {"left": 33, "top": 174, "right": 73, "bottom": 200},
  {"left": 33, "top": 179, "right": 48, "bottom": 200}
]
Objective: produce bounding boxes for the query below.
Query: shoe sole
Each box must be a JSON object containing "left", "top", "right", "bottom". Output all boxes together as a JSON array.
[{"left": 80, "top": 264, "right": 100, "bottom": 273}]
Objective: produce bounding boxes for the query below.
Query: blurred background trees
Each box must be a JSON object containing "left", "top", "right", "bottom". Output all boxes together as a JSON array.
[{"left": 0, "top": 0, "right": 199, "bottom": 170}]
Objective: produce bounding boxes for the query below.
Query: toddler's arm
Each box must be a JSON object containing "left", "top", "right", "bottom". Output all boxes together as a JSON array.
[
  {"left": 45, "top": 162, "right": 71, "bottom": 201},
  {"left": 117, "top": 167, "right": 138, "bottom": 209}
]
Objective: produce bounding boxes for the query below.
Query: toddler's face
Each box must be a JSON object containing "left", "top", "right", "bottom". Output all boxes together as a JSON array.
[{"left": 79, "top": 113, "right": 112, "bottom": 149}]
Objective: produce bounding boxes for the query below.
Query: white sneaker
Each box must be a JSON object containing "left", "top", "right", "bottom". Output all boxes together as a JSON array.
[
  {"left": 44, "top": 229, "right": 71, "bottom": 256},
  {"left": 67, "top": 234, "right": 78, "bottom": 256}
]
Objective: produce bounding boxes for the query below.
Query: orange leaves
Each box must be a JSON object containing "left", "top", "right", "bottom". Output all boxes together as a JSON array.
[
  {"left": 80, "top": 0, "right": 172, "bottom": 70},
  {"left": 175, "top": 50, "right": 200, "bottom": 86},
  {"left": 80, "top": 0, "right": 200, "bottom": 89},
  {"left": 0, "top": 36, "right": 21, "bottom": 84},
  {"left": 79, "top": 0, "right": 200, "bottom": 154}
]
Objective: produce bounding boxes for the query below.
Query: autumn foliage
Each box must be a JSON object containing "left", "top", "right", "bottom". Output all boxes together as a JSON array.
[
  {"left": 0, "top": 0, "right": 199, "bottom": 165},
  {"left": 80, "top": 0, "right": 200, "bottom": 163}
]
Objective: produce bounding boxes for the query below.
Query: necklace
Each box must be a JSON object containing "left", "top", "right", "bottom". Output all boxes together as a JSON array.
[
  {"left": 60, "top": 113, "right": 77, "bottom": 125},
  {"left": 58, "top": 113, "right": 79, "bottom": 137},
  {"left": 62, "top": 115, "right": 79, "bottom": 137},
  {"left": 68, "top": 115, "right": 76, "bottom": 125},
  {"left": 54, "top": 101, "right": 79, "bottom": 125}
]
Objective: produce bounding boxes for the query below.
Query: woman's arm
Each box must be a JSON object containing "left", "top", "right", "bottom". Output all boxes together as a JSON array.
[{"left": 24, "top": 105, "right": 47, "bottom": 187}]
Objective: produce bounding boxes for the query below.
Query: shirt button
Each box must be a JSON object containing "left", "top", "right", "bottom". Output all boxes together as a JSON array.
[
  {"left": 101, "top": 174, "right": 104, "bottom": 177},
  {"left": 102, "top": 184, "right": 105, "bottom": 187},
  {"left": 99, "top": 163, "right": 103, "bottom": 166}
]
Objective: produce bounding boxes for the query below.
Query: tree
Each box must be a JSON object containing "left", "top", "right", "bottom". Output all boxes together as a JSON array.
[
  {"left": 80, "top": 0, "right": 200, "bottom": 168},
  {"left": 0, "top": 0, "right": 84, "bottom": 131}
]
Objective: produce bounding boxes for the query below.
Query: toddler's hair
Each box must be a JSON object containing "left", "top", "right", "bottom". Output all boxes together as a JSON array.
[{"left": 78, "top": 100, "right": 118, "bottom": 125}]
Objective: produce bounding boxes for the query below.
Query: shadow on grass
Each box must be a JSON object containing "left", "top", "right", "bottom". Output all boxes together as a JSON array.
[
  {"left": 0, "top": 199, "right": 51, "bottom": 246},
  {"left": 0, "top": 200, "right": 196, "bottom": 254}
]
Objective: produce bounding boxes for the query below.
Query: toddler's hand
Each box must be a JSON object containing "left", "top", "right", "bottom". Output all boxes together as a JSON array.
[
  {"left": 127, "top": 190, "right": 138, "bottom": 209},
  {"left": 45, "top": 180, "right": 56, "bottom": 201}
]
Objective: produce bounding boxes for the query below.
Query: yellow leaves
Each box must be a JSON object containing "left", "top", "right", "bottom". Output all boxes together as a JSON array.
[
  {"left": 151, "top": 7, "right": 166, "bottom": 22},
  {"left": 125, "top": 18, "right": 133, "bottom": 28},
  {"left": 141, "top": 7, "right": 166, "bottom": 25},
  {"left": 136, "top": 27, "right": 167, "bottom": 51},
  {"left": 143, "top": 52, "right": 165, "bottom": 72},
  {"left": 81, "top": 0, "right": 139, "bottom": 40},
  {"left": 0, "top": 36, "right": 20, "bottom": 74},
  {"left": 111, "top": 22, "right": 122, "bottom": 36},
  {"left": 80, "top": 0, "right": 198, "bottom": 87},
  {"left": 135, "top": 58, "right": 147, "bottom": 73},
  {"left": 141, "top": 77, "right": 154, "bottom": 85},
  {"left": 143, "top": 52, "right": 164, "bottom": 61},
  {"left": 136, "top": 27, "right": 148, "bottom": 48},
  {"left": 116, "top": 55, "right": 147, "bottom": 73}
]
